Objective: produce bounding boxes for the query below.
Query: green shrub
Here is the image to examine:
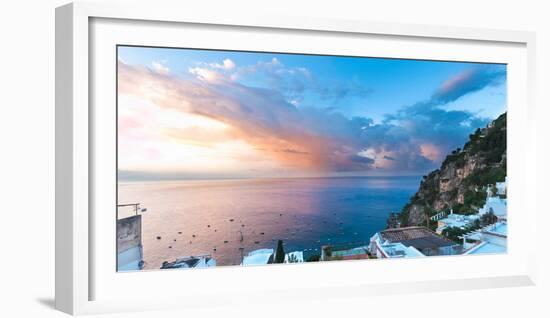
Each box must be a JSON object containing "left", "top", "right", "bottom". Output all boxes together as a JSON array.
[{"left": 306, "top": 254, "right": 320, "bottom": 262}]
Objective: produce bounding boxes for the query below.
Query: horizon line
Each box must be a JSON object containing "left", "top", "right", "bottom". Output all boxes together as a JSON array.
[{"left": 118, "top": 174, "right": 424, "bottom": 183}]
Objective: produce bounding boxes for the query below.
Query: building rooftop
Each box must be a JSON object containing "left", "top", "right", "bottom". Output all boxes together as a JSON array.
[
  {"left": 436, "top": 213, "right": 479, "bottom": 233},
  {"left": 330, "top": 245, "right": 369, "bottom": 258},
  {"left": 461, "top": 221, "right": 507, "bottom": 242},
  {"left": 379, "top": 226, "right": 457, "bottom": 250},
  {"left": 378, "top": 243, "right": 425, "bottom": 258},
  {"left": 440, "top": 214, "right": 478, "bottom": 226},
  {"left": 242, "top": 249, "right": 274, "bottom": 266},
  {"left": 161, "top": 255, "right": 215, "bottom": 269},
  {"left": 478, "top": 197, "right": 507, "bottom": 217},
  {"left": 485, "top": 222, "right": 507, "bottom": 236},
  {"left": 465, "top": 241, "right": 507, "bottom": 255}
]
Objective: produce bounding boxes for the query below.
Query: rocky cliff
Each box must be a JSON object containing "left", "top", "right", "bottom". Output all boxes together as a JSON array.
[{"left": 395, "top": 112, "right": 507, "bottom": 227}]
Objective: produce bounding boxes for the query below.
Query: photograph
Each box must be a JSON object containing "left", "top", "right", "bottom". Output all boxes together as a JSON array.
[
  {"left": 4, "top": 0, "right": 544, "bottom": 316},
  {"left": 116, "top": 46, "right": 508, "bottom": 272}
]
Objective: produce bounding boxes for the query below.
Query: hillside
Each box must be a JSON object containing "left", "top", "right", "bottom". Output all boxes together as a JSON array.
[{"left": 393, "top": 112, "right": 507, "bottom": 227}]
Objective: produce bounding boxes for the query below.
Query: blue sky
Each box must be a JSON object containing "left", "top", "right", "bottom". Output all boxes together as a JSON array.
[{"left": 117, "top": 46, "right": 506, "bottom": 178}]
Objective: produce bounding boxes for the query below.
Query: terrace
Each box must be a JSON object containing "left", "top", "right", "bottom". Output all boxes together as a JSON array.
[
  {"left": 373, "top": 226, "right": 463, "bottom": 257},
  {"left": 321, "top": 244, "right": 371, "bottom": 261}
]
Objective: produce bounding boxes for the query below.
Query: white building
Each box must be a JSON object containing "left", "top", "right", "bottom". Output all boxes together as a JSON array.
[
  {"left": 477, "top": 179, "right": 507, "bottom": 220},
  {"left": 241, "top": 248, "right": 274, "bottom": 266},
  {"left": 370, "top": 227, "right": 461, "bottom": 257},
  {"left": 463, "top": 221, "right": 507, "bottom": 255},
  {"left": 436, "top": 211, "right": 480, "bottom": 234},
  {"left": 478, "top": 196, "right": 507, "bottom": 220},
  {"left": 241, "top": 249, "right": 304, "bottom": 265},
  {"left": 284, "top": 251, "right": 304, "bottom": 263},
  {"left": 117, "top": 213, "right": 144, "bottom": 272},
  {"left": 369, "top": 235, "right": 425, "bottom": 259},
  {"left": 369, "top": 231, "right": 426, "bottom": 259},
  {"left": 495, "top": 177, "right": 508, "bottom": 195},
  {"left": 117, "top": 245, "right": 143, "bottom": 271},
  {"left": 161, "top": 255, "right": 216, "bottom": 269},
  {"left": 496, "top": 177, "right": 508, "bottom": 196}
]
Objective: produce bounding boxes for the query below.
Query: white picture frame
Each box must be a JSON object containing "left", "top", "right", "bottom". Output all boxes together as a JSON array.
[{"left": 56, "top": 1, "right": 537, "bottom": 315}]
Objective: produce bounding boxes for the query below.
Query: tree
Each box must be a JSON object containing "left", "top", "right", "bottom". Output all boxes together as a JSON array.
[
  {"left": 306, "top": 254, "right": 320, "bottom": 262},
  {"left": 481, "top": 211, "right": 497, "bottom": 226},
  {"left": 287, "top": 254, "right": 299, "bottom": 263},
  {"left": 442, "top": 226, "right": 467, "bottom": 243},
  {"left": 274, "top": 240, "right": 285, "bottom": 263},
  {"left": 490, "top": 185, "right": 497, "bottom": 197}
]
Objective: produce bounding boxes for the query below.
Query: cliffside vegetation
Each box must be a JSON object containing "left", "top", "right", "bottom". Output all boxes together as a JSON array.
[{"left": 395, "top": 112, "right": 507, "bottom": 227}]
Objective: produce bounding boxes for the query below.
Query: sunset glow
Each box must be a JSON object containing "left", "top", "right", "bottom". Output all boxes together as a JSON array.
[{"left": 117, "top": 47, "right": 506, "bottom": 180}]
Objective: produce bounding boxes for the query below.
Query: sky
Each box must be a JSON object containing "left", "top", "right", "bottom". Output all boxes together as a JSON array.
[{"left": 117, "top": 46, "right": 506, "bottom": 180}]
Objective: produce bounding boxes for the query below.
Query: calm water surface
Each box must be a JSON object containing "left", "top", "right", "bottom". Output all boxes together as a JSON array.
[{"left": 118, "top": 176, "right": 420, "bottom": 269}]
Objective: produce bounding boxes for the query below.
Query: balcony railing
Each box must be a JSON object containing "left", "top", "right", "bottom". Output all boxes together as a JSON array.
[{"left": 117, "top": 203, "right": 146, "bottom": 220}]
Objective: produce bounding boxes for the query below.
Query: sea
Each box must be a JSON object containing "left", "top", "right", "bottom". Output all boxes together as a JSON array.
[{"left": 117, "top": 176, "right": 421, "bottom": 269}]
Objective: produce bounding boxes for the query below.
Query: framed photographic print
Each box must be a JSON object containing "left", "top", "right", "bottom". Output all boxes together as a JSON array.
[{"left": 56, "top": 1, "right": 537, "bottom": 315}]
